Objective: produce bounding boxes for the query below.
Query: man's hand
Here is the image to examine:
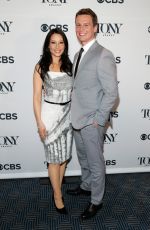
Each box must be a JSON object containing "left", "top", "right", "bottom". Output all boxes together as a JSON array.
[{"left": 93, "top": 121, "right": 99, "bottom": 128}]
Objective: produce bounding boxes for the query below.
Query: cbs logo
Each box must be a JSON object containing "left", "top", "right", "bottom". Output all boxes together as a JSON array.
[
  {"left": 0, "top": 113, "right": 17, "bottom": 120},
  {"left": 41, "top": 24, "right": 68, "bottom": 32},
  {"left": 0, "top": 164, "right": 21, "bottom": 170},
  {"left": 97, "top": 0, "right": 124, "bottom": 3},
  {"left": 144, "top": 82, "right": 150, "bottom": 90},
  {"left": 0, "top": 56, "right": 14, "bottom": 63},
  {"left": 140, "top": 134, "right": 150, "bottom": 140}
]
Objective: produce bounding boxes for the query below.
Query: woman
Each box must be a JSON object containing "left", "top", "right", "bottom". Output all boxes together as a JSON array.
[{"left": 33, "top": 28, "right": 73, "bottom": 214}]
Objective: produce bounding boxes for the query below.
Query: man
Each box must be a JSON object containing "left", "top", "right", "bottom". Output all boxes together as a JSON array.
[{"left": 67, "top": 8, "right": 118, "bottom": 220}]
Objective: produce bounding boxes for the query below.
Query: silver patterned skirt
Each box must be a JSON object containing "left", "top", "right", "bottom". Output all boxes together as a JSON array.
[{"left": 41, "top": 101, "right": 73, "bottom": 164}]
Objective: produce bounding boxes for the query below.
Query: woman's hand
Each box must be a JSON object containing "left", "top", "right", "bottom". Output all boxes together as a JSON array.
[{"left": 37, "top": 122, "right": 47, "bottom": 140}]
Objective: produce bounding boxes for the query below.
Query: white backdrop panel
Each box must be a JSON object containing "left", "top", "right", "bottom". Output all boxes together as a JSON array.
[{"left": 0, "top": 0, "right": 150, "bottom": 178}]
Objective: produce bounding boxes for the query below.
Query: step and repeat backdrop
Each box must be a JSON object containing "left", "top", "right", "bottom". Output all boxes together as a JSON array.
[{"left": 0, "top": 0, "right": 150, "bottom": 179}]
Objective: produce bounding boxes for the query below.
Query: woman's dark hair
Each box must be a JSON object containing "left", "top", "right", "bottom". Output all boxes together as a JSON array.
[{"left": 38, "top": 28, "right": 72, "bottom": 80}]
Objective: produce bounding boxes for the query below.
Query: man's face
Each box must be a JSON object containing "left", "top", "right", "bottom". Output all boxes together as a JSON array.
[{"left": 75, "top": 14, "right": 97, "bottom": 46}]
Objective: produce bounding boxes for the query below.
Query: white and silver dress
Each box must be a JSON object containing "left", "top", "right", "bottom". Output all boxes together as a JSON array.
[{"left": 41, "top": 71, "right": 73, "bottom": 164}]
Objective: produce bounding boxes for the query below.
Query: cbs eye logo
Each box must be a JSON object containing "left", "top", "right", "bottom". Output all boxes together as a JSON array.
[
  {"left": 140, "top": 134, "right": 150, "bottom": 140},
  {"left": 144, "top": 82, "right": 150, "bottom": 90},
  {"left": 41, "top": 24, "right": 49, "bottom": 32}
]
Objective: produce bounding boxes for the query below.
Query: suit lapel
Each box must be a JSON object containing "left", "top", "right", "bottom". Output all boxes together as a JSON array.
[{"left": 74, "top": 41, "right": 100, "bottom": 79}]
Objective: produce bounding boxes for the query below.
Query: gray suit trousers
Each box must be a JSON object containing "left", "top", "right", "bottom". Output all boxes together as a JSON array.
[{"left": 74, "top": 124, "right": 106, "bottom": 205}]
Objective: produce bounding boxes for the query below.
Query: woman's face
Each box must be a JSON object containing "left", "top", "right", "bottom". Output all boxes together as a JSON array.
[{"left": 49, "top": 33, "right": 65, "bottom": 58}]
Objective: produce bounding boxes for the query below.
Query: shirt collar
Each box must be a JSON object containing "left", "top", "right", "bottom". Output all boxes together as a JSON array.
[{"left": 82, "top": 39, "right": 96, "bottom": 53}]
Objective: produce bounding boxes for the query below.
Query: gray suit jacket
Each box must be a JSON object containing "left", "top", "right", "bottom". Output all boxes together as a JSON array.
[{"left": 71, "top": 41, "right": 118, "bottom": 129}]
